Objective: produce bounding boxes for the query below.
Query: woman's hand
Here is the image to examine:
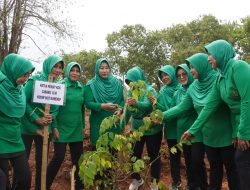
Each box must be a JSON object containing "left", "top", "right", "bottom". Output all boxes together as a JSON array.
[
  {"left": 53, "top": 128, "right": 60, "bottom": 139},
  {"left": 114, "top": 108, "right": 123, "bottom": 118},
  {"left": 127, "top": 97, "right": 137, "bottom": 106},
  {"left": 101, "top": 103, "right": 118, "bottom": 110},
  {"left": 35, "top": 114, "right": 52, "bottom": 126},
  {"left": 148, "top": 96, "right": 157, "bottom": 105},
  {"left": 237, "top": 138, "right": 250, "bottom": 151},
  {"left": 181, "top": 131, "right": 194, "bottom": 140}
]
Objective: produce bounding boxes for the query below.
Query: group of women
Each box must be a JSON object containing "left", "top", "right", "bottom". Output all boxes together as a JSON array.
[{"left": 0, "top": 39, "right": 250, "bottom": 190}]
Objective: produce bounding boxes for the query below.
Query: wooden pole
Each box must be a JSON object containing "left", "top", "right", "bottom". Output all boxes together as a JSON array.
[
  {"left": 70, "top": 165, "right": 76, "bottom": 190},
  {"left": 41, "top": 75, "right": 53, "bottom": 190}
]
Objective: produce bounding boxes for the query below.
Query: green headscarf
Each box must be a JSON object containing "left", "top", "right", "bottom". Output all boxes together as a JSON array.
[
  {"left": 186, "top": 53, "right": 218, "bottom": 106},
  {"left": 33, "top": 54, "right": 64, "bottom": 81},
  {"left": 158, "top": 65, "right": 180, "bottom": 108},
  {"left": 87, "top": 58, "right": 123, "bottom": 104},
  {"left": 174, "top": 64, "right": 194, "bottom": 104},
  {"left": 125, "top": 66, "right": 148, "bottom": 83},
  {"left": 64, "top": 62, "right": 82, "bottom": 88},
  {"left": 205, "top": 39, "right": 235, "bottom": 74},
  {"left": 0, "top": 53, "right": 35, "bottom": 117}
]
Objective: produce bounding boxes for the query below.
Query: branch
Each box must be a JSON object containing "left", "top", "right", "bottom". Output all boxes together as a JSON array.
[{"left": 22, "top": 32, "right": 48, "bottom": 56}]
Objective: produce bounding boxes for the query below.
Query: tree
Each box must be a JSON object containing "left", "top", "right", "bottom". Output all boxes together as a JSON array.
[
  {"left": 62, "top": 50, "right": 103, "bottom": 83},
  {"left": 0, "top": 0, "right": 74, "bottom": 64},
  {"left": 162, "top": 15, "right": 240, "bottom": 66},
  {"left": 106, "top": 25, "right": 170, "bottom": 82},
  {"left": 234, "top": 16, "right": 250, "bottom": 63}
]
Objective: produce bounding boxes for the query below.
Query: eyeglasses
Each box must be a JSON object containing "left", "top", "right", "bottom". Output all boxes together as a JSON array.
[
  {"left": 23, "top": 71, "right": 33, "bottom": 77},
  {"left": 177, "top": 73, "right": 187, "bottom": 78}
]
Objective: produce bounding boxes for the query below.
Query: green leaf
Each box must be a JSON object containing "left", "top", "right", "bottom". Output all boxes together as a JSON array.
[{"left": 170, "top": 147, "right": 177, "bottom": 154}]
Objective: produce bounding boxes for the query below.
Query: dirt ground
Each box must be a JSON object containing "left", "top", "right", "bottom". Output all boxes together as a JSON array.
[{"left": 28, "top": 113, "right": 229, "bottom": 190}]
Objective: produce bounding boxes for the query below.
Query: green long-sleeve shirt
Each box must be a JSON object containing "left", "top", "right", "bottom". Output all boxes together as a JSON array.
[
  {"left": 157, "top": 91, "right": 178, "bottom": 140},
  {"left": 189, "top": 59, "right": 250, "bottom": 140},
  {"left": 52, "top": 79, "right": 85, "bottom": 142},
  {"left": 21, "top": 78, "right": 58, "bottom": 135},
  {"left": 0, "top": 111, "right": 25, "bottom": 155},
  {"left": 85, "top": 85, "right": 124, "bottom": 146},
  {"left": 164, "top": 87, "right": 233, "bottom": 147},
  {"left": 173, "top": 89, "right": 197, "bottom": 142}
]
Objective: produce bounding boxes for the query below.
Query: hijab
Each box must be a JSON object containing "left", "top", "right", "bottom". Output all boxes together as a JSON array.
[
  {"left": 186, "top": 53, "right": 218, "bottom": 106},
  {"left": 63, "top": 62, "right": 82, "bottom": 88},
  {"left": 32, "top": 54, "right": 64, "bottom": 81},
  {"left": 174, "top": 64, "right": 194, "bottom": 104},
  {"left": 87, "top": 58, "right": 123, "bottom": 104},
  {"left": 0, "top": 53, "right": 35, "bottom": 117},
  {"left": 158, "top": 65, "right": 180, "bottom": 108},
  {"left": 205, "top": 39, "right": 235, "bottom": 74}
]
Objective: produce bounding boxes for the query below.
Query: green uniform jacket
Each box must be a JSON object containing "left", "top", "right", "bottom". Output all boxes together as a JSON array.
[
  {"left": 173, "top": 64, "right": 197, "bottom": 142},
  {"left": 85, "top": 85, "right": 124, "bottom": 146},
  {"left": 52, "top": 78, "right": 85, "bottom": 142},
  {"left": 168, "top": 89, "right": 233, "bottom": 147},
  {"left": 167, "top": 53, "right": 233, "bottom": 147},
  {"left": 0, "top": 54, "right": 34, "bottom": 155},
  {"left": 0, "top": 111, "right": 25, "bottom": 155},
  {"left": 157, "top": 65, "right": 180, "bottom": 140},
  {"left": 189, "top": 40, "right": 250, "bottom": 141},
  {"left": 189, "top": 59, "right": 250, "bottom": 140}
]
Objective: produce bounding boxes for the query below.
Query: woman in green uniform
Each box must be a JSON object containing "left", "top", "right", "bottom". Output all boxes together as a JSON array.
[
  {"left": 85, "top": 57, "right": 124, "bottom": 149},
  {"left": 21, "top": 54, "right": 64, "bottom": 190},
  {"left": 46, "top": 62, "right": 85, "bottom": 190},
  {"left": 173, "top": 64, "right": 196, "bottom": 190},
  {"left": 183, "top": 40, "right": 248, "bottom": 190},
  {"left": 0, "top": 53, "right": 35, "bottom": 190},
  {"left": 153, "top": 65, "right": 181, "bottom": 190},
  {"left": 122, "top": 66, "right": 161, "bottom": 190},
  {"left": 165, "top": 53, "right": 238, "bottom": 190}
]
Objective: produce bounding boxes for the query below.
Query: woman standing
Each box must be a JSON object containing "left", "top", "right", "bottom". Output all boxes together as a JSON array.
[
  {"left": 173, "top": 64, "right": 196, "bottom": 190},
  {"left": 165, "top": 53, "right": 238, "bottom": 190},
  {"left": 123, "top": 66, "right": 162, "bottom": 190},
  {"left": 85, "top": 58, "right": 124, "bottom": 150},
  {"left": 46, "top": 62, "right": 85, "bottom": 190},
  {"left": 183, "top": 40, "right": 247, "bottom": 190},
  {"left": 0, "top": 53, "right": 35, "bottom": 190},
  {"left": 155, "top": 65, "right": 181, "bottom": 190},
  {"left": 21, "top": 54, "right": 64, "bottom": 190}
]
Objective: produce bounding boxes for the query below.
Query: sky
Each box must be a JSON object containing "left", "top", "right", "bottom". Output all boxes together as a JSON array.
[{"left": 20, "top": 0, "right": 250, "bottom": 71}]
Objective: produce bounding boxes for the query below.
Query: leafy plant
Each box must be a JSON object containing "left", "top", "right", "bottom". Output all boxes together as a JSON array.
[
  {"left": 78, "top": 80, "right": 166, "bottom": 189},
  {"left": 170, "top": 139, "right": 192, "bottom": 154},
  {"left": 127, "top": 80, "right": 147, "bottom": 112}
]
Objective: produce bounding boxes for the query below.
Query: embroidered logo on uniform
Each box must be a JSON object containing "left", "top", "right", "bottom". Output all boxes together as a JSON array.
[{"left": 231, "top": 89, "right": 240, "bottom": 100}]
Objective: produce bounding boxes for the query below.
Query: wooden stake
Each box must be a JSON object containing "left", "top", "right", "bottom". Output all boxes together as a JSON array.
[
  {"left": 71, "top": 165, "right": 76, "bottom": 190},
  {"left": 41, "top": 74, "right": 53, "bottom": 190}
]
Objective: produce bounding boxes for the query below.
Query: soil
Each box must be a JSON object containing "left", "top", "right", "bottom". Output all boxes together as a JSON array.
[{"left": 28, "top": 113, "right": 229, "bottom": 190}]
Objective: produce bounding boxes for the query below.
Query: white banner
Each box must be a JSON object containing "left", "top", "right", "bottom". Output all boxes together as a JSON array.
[{"left": 33, "top": 81, "right": 66, "bottom": 106}]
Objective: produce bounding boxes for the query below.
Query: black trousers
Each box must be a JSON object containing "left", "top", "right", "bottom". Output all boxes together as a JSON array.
[
  {"left": 0, "top": 168, "right": 7, "bottom": 190},
  {"left": 235, "top": 146, "right": 250, "bottom": 190},
  {"left": 205, "top": 145, "right": 240, "bottom": 190},
  {"left": 183, "top": 144, "right": 193, "bottom": 188},
  {"left": 131, "top": 131, "right": 162, "bottom": 181},
  {"left": 190, "top": 142, "right": 208, "bottom": 190},
  {"left": 22, "top": 134, "right": 43, "bottom": 190},
  {"left": 0, "top": 152, "right": 31, "bottom": 190},
  {"left": 46, "top": 141, "right": 84, "bottom": 190},
  {"left": 167, "top": 139, "right": 181, "bottom": 185}
]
